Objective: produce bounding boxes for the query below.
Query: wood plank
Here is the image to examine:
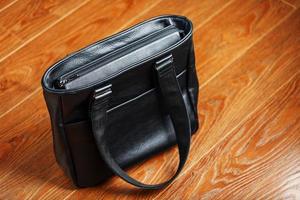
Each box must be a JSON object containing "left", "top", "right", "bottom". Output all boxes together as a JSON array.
[
  {"left": 0, "top": 0, "right": 161, "bottom": 117},
  {"left": 0, "top": 0, "right": 230, "bottom": 118},
  {"left": 0, "top": 0, "right": 89, "bottom": 38},
  {"left": 119, "top": 0, "right": 233, "bottom": 29},
  {"left": 0, "top": 0, "right": 88, "bottom": 60},
  {"left": 282, "top": 0, "right": 300, "bottom": 7},
  {"left": 194, "top": 0, "right": 294, "bottom": 86},
  {"left": 0, "top": 26, "right": 22, "bottom": 60},
  {"left": 0, "top": 0, "right": 292, "bottom": 118},
  {"left": 66, "top": 3, "right": 299, "bottom": 200},
  {"left": 0, "top": 1, "right": 166, "bottom": 195},
  {"left": 0, "top": 1, "right": 298, "bottom": 199},
  {"left": 0, "top": 93, "right": 76, "bottom": 198},
  {"left": 0, "top": 0, "right": 238, "bottom": 198},
  {"left": 0, "top": 0, "right": 235, "bottom": 198},
  {"left": 136, "top": 7, "right": 300, "bottom": 190},
  {"left": 154, "top": 73, "right": 300, "bottom": 200},
  {"left": 0, "top": 0, "right": 17, "bottom": 12}
]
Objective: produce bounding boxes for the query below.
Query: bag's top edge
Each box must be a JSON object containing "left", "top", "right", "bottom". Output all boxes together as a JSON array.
[{"left": 42, "top": 15, "right": 193, "bottom": 95}]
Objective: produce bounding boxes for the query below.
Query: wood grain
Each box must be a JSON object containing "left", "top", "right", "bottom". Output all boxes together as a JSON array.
[
  {"left": 155, "top": 73, "right": 300, "bottom": 200},
  {"left": 0, "top": 0, "right": 17, "bottom": 12},
  {"left": 0, "top": 1, "right": 234, "bottom": 198},
  {"left": 0, "top": 0, "right": 88, "bottom": 60},
  {"left": 0, "top": 0, "right": 231, "bottom": 119},
  {"left": 118, "top": 0, "right": 233, "bottom": 28},
  {"left": 0, "top": 0, "right": 299, "bottom": 199},
  {"left": 134, "top": 6, "right": 300, "bottom": 190},
  {"left": 0, "top": 0, "right": 164, "bottom": 117},
  {"left": 72, "top": 7, "right": 300, "bottom": 200},
  {"left": 194, "top": 0, "right": 293, "bottom": 86},
  {"left": 282, "top": 0, "right": 300, "bottom": 7},
  {"left": 0, "top": 26, "right": 22, "bottom": 60}
]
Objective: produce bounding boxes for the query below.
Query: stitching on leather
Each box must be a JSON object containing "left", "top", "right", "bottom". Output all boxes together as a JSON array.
[
  {"left": 58, "top": 95, "right": 79, "bottom": 186},
  {"left": 42, "top": 16, "right": 193, "bottom": 94},
  {"left": 107, "top": 69, "right": 186, "bottom": 113}
]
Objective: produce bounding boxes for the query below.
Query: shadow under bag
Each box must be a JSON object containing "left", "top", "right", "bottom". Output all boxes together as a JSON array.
[{"left": 41, "top": 15, "right": 199, "bottom": 190}]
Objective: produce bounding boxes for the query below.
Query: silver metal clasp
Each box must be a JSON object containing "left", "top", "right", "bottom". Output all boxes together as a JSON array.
[{"left": 93, "top": 84, "right": 112, "bottom": 100}]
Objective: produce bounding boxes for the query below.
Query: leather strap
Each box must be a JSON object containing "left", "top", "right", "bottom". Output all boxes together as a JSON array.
[{"left": 90, "top": 55, "right": 191, "bottom": 189}]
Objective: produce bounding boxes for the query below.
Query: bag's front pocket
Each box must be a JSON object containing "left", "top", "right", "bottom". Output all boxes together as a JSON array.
[
  {"left": 64, "top": 87, "right": 176, "bottom": 187},
  {"left": 63, "top": 69, "right": 198, "bottom": 187},
  {"left": 105, "top": 88, "right": 176, "bottom": 165}
]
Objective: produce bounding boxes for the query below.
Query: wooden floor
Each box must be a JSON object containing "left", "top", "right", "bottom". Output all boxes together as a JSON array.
[{"left": 0, "top": 0, "right": 299, "bottom": 199}]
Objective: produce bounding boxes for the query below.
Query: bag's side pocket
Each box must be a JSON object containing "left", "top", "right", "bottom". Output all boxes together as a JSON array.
[
  {"left": 43, "top": 92, "right": 78, "bottom": 186},
  {"left": 64, "top": 120, "right": 112, "bottom": 187}
]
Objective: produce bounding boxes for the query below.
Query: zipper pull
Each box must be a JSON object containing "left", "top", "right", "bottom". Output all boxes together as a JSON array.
[{"left": 55, "top": 74, "right": 80, "bottom": 89}]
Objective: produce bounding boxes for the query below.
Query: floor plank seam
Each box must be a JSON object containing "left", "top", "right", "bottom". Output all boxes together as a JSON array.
[
  {"left": 173, "top": 70, "right": 300, "bottom": 186},
  {"left": 198, "top": 8, "right": 296, "bottom": 90},
  {"left": 0, "top": 0, "right": 19, "bottom": 13},
  {"left": 0, "top": 87, "right": 41, "bottom": 119},
  {"left": 0, "top": 0, "right": 164, "bottom": 120},
  {"left": 0, "top": 0, "right": 236, "bottom": 120},
  {"left": 116, "top": 0, "right": 164, "bottom": 32},
  {"left": 194, "top": 0, "right": 236, "bottom": 30},
  {"left": 148, "top": 0, "right": 297, "bottom": 186},
  {"left": 146, "top": 0, "right": 237, "bottom": 184},
  {"left": 280, "top": 0, "right": 297, "bottom": 9},
  {"left": 1, "top": 1, "right": 299, "bottom": 197},
  {"left": 0, "top": 0, "right": 92, "bottom": 64},
  {"left": 153, "top": 71, "right": 300, "bottom": 200}
]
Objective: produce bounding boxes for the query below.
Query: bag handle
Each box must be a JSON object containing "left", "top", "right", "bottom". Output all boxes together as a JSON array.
[{"left": 90, "top": 55, "right": 191, "bottom": 190}]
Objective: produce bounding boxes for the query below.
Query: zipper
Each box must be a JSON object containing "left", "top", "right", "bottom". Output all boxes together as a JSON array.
[{"left": 55, "top": 25, "right": 179, "bottom": 89}]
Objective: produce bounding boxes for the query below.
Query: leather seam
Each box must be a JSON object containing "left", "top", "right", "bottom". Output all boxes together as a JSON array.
[
  {"left": 49, "top": 16, "right": 190, "bottom": 77},
  {"left": 58, "top": 95, "right": 79, "bottom": 186},
  {"left": 62, "top": 69, "right": 188, "bottom": 125},
  {"left": 42, "top": 16, "right": 193, "bottom": 94}
]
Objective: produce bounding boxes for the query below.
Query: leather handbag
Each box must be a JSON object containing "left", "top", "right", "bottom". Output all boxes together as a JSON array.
[{"left": 41, "top": 15, "right": 199, "bottom": 190}]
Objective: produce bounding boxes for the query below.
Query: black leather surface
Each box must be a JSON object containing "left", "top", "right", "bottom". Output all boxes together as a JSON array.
[
  {"left": 89, "top": 55, "right": 191, "bottom": 189},
  {"left": 63, "top": 26, "right": 181, "bottom": 89},
  {"left": 41, "top": 15, "right": 199, "bottom": 188}
]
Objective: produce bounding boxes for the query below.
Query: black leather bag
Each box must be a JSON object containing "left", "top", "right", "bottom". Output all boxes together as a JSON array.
[{"left": 41, "top": 15, "right": 199, "bottom": 189}]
